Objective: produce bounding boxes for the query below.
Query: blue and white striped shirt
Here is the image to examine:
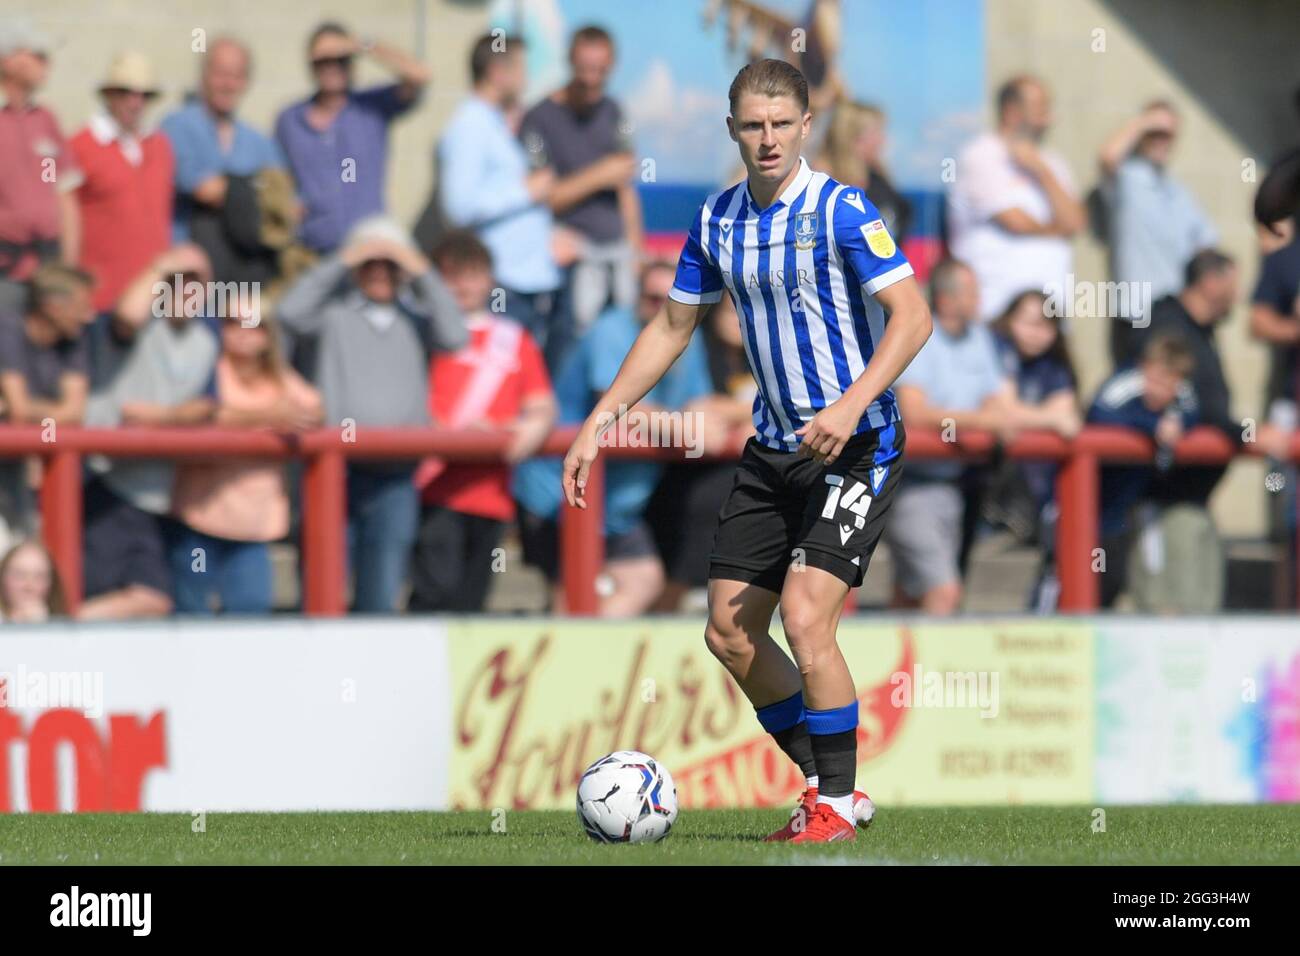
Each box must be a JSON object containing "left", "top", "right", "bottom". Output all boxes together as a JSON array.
[{"left": 669, "top": 157, "right": 914, "bottom": 451}]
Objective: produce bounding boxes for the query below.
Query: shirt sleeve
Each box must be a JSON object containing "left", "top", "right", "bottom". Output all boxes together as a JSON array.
[
  {"left": 1087, "top": 372, "right": 1157, "bottom": 433},
  {"left": 669, "top": 205, "right": 724, "bottom": 306},
  {"left": 438, "top": 113, "right": 533, "bottom": 228},
  {"left": 162, "top": 112, "right": 220, "bottom": 195},
  {"left": 1251, "top": 252, "right": 1294, "bottom": 310},
  {"left": 0, "top": 313, "right": 24, "bottom": 374},
  {"left": 831, "top": 189, "right": 914, "bottom": 296},
  {"left": 353, "top": 84, "right": 419, "bottom": 120}
]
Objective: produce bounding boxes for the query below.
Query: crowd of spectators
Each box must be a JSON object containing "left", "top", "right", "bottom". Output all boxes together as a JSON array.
[{"left": 0, "top": 17, "right": 1297, "bottom": 620}]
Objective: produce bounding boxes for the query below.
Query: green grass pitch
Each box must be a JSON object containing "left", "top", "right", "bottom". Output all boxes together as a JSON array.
[{"left": 1, "top": 805, "right": 1297, "bottom": 865}]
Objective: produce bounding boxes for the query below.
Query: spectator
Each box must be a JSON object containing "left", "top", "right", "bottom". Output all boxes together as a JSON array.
[
  {"left": 820, "top": 100, "right": 913, "bottom": 245},
  {"left": 0, "top": 21, "right": 82, "bottom": 314},
  {"left": 1135, "top": 250, "right": 1287, "bottom": 611},
  {"left": 275, "top": 22, "right": 429, "bottom": 255},
  {"left": 947, "top": 75, "right": 1085, "bottom": 322},
  {"left": 1086, "top": 335, "right": 1198, "bottom": 609},
  {"left": 439, "top": 34, "right": 565, "bottom": 364},
  {"left": 1250, "top": 218, "right": 1300, "bottom": 433},
  {"left": 512, "top": 260, "right": 712, "bottom": 616},
  {"left": 169, "top": 305, "right": 322, "bottom": 614},
  {"left": 645, "top": 290, "right": 755, "bottom": 612},
  {"left": 0, "top": 263, "right": 94, "bottom": 552},
  {"left": 276, "top": 216, "right": 465, "bottom": 612},
  {"left": 161, "top": 37, "right": 285, "bottom": 251},
  {"left": 1099, "top": 101, "right": 1218, "bottom": 362},
  {"left": 883, "top": 259, "right": 1018, "bottom": 614},
  {"left": 79, "top": 244, "right": 220, "bottom": 620},
  {"left": 0, "top": 262, "right": 93, "bottom": 424},
  {"left": 0, "top": 539, "right": 64, "bottom": 622},
  {"left": 1252, "top": 83, "right": 1300, "bottom": 255},
  {"left": 519, "top": 25, "right": 641, "bottom": 364},
  {"left": 989, "top": 289, "right": 1081, "bottom": 609},
  {"left": 409, "top": 231, "right": 556, "bottom": 612},
  {"left": 70, "top": 52, "right": 174, "bottom": 316}
]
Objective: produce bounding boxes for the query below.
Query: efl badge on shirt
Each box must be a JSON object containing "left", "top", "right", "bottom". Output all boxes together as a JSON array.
[
  {"left": 861, "top": 218, "right": 897, "bottom": 259},
  {"left": 794, "top": 211, "right": 818, "bottom": 250}
]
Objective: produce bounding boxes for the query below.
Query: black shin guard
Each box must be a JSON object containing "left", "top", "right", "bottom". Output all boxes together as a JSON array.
[
  {"left": 809, "top": 729, "right": 857, "bottom": 797},
  {"left": 772, "top": 722, "right": 818, "bottom": 780}
]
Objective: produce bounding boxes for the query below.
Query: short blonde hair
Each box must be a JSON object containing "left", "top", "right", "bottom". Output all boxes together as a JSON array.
[{"left": 728, "top": 58, "right": 809, "bottom": 116}]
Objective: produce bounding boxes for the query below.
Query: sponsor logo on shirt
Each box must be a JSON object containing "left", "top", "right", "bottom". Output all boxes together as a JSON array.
[{"left": 861, "top": 219, "right": 897, "bottom": 259}]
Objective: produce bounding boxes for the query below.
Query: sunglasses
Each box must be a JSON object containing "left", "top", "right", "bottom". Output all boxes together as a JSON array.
[
  {"left": 311, "top": 55, "right": 353, "bottom": 70},
  {"left": 102, "top": 87, "right": 157, "bottom": 100}
]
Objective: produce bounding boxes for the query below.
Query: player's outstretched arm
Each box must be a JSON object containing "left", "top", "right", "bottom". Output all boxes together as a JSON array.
[
  {"left": 562, "top": 296, "right": 703, "bottom": 508},
  {"left": 796, "top": 275, "right": 932, "bottom": 465}
]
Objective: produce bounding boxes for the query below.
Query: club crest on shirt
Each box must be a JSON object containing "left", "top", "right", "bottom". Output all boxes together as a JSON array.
[
  {"left": 794, "top": 211, "right": 818, "bottom": 249},
  {"left": 860, "top": 219, "right": 896, "bottom": 259}
]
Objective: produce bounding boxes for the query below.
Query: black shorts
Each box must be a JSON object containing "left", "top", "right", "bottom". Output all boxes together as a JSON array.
[
  {"left": 709, "top": 421, "right": 906, "bottom": 592},
  {"left": 82, "top": 477, "right": 173, "bottom": 599}
]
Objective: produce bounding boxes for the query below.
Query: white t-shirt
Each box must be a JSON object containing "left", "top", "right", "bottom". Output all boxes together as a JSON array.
[{"left": 947, "top": 131, "right": 1077, "bottom": 322}]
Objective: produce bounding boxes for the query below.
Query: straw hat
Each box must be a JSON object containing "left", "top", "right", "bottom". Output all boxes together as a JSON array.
[{"left": 98, "top": 51, "right": 160, "bottom": 96}]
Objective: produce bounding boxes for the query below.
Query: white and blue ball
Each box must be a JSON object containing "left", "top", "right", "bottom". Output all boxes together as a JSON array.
[{"left": 576, "top": 751, "right": 678, "bottom": 844}]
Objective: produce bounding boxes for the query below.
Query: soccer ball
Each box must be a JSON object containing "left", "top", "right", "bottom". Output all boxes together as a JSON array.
[{"left": 576, "top": 751, "right": 678, "bottom": 843}]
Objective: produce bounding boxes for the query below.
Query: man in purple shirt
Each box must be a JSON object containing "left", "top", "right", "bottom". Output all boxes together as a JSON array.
[{"left": 275, "top": 22, "right": 429, "bottom": 254}]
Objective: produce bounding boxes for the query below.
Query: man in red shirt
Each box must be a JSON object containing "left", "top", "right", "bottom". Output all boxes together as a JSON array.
[
  {"left": 410, "top": 231, "right": 556, "bottom": 611},
  {"left": 69, "top": 51, "right": 174, "bottom": 314},
  {"left": 0, "top": 22, "right": 82, "bottom": 313}
]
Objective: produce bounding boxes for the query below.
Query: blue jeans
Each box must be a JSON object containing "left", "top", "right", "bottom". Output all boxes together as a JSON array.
[
  {"left": 167, "top": 525, "right": 273, "bottom": 614},
  {"left": 347, "top": 464, "right": 418, "bottom": 612}
]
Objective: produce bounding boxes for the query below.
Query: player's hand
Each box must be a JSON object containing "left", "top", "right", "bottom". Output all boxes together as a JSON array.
[
  {"left": 562, "top": 424, "right": 602, "bottom": 508},
  {"left": 795, "top": 401, "right": 858, "bottom": 466}
]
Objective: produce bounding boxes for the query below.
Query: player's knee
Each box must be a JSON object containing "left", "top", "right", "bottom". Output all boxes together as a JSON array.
[
  {"left": 779, "top": 600, "right": 834, "bottom": 664},
  {"left": 703, "top": 618, "right": 750, "bottom": 666}
]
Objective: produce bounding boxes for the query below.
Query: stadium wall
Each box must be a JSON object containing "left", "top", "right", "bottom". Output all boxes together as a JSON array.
[{"left": 2, "top": 617, "right": 1296, "bottom": 813}]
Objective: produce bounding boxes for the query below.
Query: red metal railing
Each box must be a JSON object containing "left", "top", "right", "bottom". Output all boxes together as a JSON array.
[{"left": 1, "top": 424, "right": 1295, "bottom": 616}]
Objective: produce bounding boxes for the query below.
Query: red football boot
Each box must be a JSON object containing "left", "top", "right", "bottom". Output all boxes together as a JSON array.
[
  {"left": 788, "top": 802, "right": 856, "bottom": 843},
  {"left": 763, "top": 788, "right": 875, "bottom": 841}
]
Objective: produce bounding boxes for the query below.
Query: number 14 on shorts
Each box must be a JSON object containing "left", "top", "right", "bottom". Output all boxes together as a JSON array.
[{"left": 821, "top": 474, "right": 873, "bottom": 545}]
